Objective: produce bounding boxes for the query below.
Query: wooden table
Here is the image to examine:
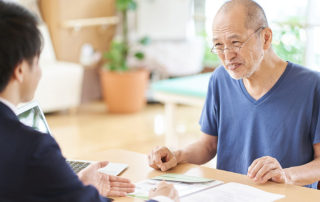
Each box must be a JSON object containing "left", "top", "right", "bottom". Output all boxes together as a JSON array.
[{"left": 79, "top": 149, "right": 320, "bottom": 202}]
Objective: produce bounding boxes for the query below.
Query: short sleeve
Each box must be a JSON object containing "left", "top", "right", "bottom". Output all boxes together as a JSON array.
[
  {"left": 311, "top": 82, "right": 320, "bottom": 144},
  {"left": 199, "top": 73, "right": 218, "bottom": 136}
]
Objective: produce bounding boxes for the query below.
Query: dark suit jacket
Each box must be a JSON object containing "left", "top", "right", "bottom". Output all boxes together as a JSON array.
[{"left": 0, "top": 102, "right": 111, "bottom": 202}]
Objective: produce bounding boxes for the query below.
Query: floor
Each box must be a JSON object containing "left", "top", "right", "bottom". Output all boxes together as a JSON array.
[{"left": 46, "top": 101, "right": 214, "bottom": 165}]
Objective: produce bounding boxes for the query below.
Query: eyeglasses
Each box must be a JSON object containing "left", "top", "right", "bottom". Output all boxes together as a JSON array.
[{"left": 211, "top": 26, "right": 265, "bottom": 54}]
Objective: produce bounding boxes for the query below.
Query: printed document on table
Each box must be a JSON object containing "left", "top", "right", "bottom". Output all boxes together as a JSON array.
[
  {"left": 181, "top": 182, "right": 285, "bottom": 202},
  {"left": 128, "top": 174, "right": 223, "bottom": 200},
  {"left": 152, "top": 173, "right": 216, "bottom": 183}
]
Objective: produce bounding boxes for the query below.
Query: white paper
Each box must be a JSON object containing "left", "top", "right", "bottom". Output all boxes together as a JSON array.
[
  {"left": 98, "top": 162, "right": 128, "bottom": 176},
  {"left": 181, "top": 182, "right": 285, "bottom": 202},
  {"left": 130, "top": 179, "right": 223, "bottom": 199}
]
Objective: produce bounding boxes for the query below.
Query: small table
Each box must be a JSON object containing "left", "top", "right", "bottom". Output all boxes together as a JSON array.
[
  {"left": 151, "top": 73, "right": 211, "bottom": 147},
  {"left": 80, "top": 149, "right": 320, "bottom": 202}
]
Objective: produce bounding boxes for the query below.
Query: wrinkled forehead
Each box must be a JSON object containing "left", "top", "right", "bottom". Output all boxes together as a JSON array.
[{"left": 212, "top": 8, "right": 250, "bottom": 41}]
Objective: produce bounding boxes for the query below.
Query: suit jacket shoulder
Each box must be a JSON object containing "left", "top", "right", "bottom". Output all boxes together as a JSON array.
[{"left": 0, "top": 102, "right": 110, "bottom": 202}]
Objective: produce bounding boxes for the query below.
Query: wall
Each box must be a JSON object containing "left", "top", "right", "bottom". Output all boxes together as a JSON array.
[{"left": 39, "top": 0, "right": 116, "bottom": 63}]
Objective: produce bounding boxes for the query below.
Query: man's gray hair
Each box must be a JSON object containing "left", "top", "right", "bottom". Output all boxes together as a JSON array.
[{"left": 218, "top": 0, "right": 269, "bottom": 29}]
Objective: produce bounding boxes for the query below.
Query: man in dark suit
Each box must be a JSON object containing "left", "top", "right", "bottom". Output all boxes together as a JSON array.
[
  {"left": 0, "top": 1, "right": 135, "bottom": 201},
  {"left": 0, "top": 2, "right": 178, "bottom": 202}
]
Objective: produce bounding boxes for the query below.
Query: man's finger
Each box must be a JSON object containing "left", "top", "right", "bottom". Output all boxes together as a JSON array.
[
  {"left": 148, "top": 154, "right": 153, "bottom": 165},
  {"left": 148, "top": 153, "right": 160, "bottom": 169},
  {"left": 161, "top": 157, "right": 176, "bottom": 171},
  {"left": 248, "top": 159, "right": 265, "bottom": 179},
  {"left": 254, "top": 162, "right": 277, "bottom": 182},
  {"left": 150, "top": 163, "right": 160, "bottom": 170},
  {"left": 109, "top": 175, "right": 131, "bottom": 182},
  {"left": 248, "top": 158, "right": 260, "bottom": 176},
  {"left": 107, "top": 190, "right": 127, "bottom": 197},
  {"left": 109, "top": 186, "right": 135, "bottom": 193},
  {"left": 260, "top": 169, "right": 279, "bottom": 184},
  {"left": 110, "top": 181, "right": 135, "bottom": 188},
  {"left": 154, "top": 150, "right": 165, "bottom": 166},
  {"left": 98, "top": 161, "right": 109, "bottom": 168}
]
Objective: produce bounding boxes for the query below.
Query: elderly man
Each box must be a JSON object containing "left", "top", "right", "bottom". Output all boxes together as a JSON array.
[{"left": 149, "top": 0, "right": 320, "bottom": 189}]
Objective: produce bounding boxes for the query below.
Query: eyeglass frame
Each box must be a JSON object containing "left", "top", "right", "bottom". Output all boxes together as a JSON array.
[{"left": 211, "top": 26, "right": 265, "bottom": 54}]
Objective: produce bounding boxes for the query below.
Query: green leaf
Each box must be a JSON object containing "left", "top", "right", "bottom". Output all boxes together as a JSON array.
[
  {"left": 139, "top": 36, "right": 151, "bottom": 45},
  {"left": 116, "top": 0, "right": 130, "bottom": 11},
  {"left": 134, "top": 52, "right": 144, "bottom": 60},
  {"left": 116, "top": 0, "right": 136, "bottom": 11},
  {"left": 128, "top": 1, "right": 137, "bottom": 10},
  {"left": 104, "top": 40, "right": 130, "bottom": 71}
]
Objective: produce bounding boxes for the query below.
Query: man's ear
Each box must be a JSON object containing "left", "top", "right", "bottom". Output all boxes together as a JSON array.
[
  {"left": 262, "top": 27, "right": 273, "bottom": 50},
  {"left": 12, "top": 61, "right": 26, "bottom": 83}
]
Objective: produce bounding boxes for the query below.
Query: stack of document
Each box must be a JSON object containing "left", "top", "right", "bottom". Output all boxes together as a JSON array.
[
  {"left": 128, "top": 174, "right": 285, "bottom": 202},
  {"left": 181, "top": 182, "right": 285, "bottom": 202},
  {"left": 128, "top": 173, "right": 223, "bottom": 200}
]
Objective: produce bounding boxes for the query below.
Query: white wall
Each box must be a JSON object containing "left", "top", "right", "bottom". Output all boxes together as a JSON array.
[{"left": 136, "top": 0, "right": 193, "bottom": 40}]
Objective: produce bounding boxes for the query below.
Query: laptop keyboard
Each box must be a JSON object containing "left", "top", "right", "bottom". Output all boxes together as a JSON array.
[{"left": 66, "top": 160, "right": 90, "bottom": 174}]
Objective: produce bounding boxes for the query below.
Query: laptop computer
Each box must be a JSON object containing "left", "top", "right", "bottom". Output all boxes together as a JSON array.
[{"left": 16, "top": 101, "right": 128, "bottom": 175}]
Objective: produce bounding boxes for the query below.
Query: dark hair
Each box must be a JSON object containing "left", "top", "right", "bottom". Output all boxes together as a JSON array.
[{"left": 0, "top": 1, "right": 42, "bottom": 92}]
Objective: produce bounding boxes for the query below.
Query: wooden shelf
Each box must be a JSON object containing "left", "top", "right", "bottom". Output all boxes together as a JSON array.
[{"left": 61, "top": 16, "right": 119, "bottom": 29}]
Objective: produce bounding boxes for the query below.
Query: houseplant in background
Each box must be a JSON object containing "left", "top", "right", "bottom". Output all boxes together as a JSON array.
[
  {"left": 272, "top": 17, "right": 306, "bottom": 65},
  {"left": 100, "top": 0, "right": 150, "bottom": 113},
  {"left": 201, "top": 32, "right": 220, "bottom": 71}
]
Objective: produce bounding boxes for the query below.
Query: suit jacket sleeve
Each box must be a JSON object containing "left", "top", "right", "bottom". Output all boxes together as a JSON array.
[{"left": 23, "top": 132, "right": 111, "bottom": 202}]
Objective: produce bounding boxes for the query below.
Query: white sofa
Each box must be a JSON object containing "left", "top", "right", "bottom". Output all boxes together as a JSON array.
[{"left": 35, "top": 24, "right": 84, "bottom": 113}]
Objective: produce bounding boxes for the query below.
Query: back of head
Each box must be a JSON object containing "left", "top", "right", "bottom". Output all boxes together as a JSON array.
[
  {"left": 216, "top": 0, "right": 268, "bottom": 29},
  {"left": 0, "top": 1, "right": 42, "bottom": 92}
]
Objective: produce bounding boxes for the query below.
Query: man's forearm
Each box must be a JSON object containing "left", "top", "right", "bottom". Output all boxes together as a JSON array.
[
  {"left": 174, "top": 139, "right": 217, "bottom": 165},
  {"left": 284, "top": 157, "right": 320, "bottom": 186}
]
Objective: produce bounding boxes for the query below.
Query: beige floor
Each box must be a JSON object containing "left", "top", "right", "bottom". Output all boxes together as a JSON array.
[{"left": 46, "top": 101, "right": 204, "bottom": 160}]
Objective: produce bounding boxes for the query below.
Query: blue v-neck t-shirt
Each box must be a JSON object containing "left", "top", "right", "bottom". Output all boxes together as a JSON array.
[{"left": 199, "top": 62, "right": 320, "bottom": 189}]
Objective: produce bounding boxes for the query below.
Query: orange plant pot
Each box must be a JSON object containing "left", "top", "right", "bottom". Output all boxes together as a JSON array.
[{"left": 100, "top": 69, "right": 149, "bottom": 113}]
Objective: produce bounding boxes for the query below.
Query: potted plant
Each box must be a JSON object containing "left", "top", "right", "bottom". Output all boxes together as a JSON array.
[
  {"left": 272, "top": 17, "right": 305, "bottom": 65},
  {"left": 100, "top": 0, "right": 149, "bottom": 113}
]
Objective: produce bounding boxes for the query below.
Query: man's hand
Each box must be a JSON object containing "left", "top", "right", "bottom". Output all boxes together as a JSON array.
[
  {"left": 247, "top": 156, "right": 290, "bottom": 184},
  {"left": 148, "top": 146, "right": 178, "bottom": 171},
  {"left": 149, "top": 181, "right": 179, "bottom": 202},
  {"left": 78, "top": 161, "right": 135, "bottom": 197}
]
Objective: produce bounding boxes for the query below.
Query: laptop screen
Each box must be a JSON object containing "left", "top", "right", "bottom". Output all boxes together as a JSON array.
[{"left": 16, "top": 101, "right": 51, "bottom": 135}]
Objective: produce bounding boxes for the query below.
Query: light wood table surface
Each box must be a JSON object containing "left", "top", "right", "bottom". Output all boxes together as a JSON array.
[{"left": 79, "top": 149, "right": 320, "bottom": 202}]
